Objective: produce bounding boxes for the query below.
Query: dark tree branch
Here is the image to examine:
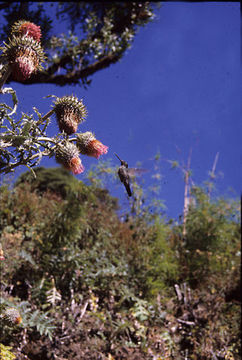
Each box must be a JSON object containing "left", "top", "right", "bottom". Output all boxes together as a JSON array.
[
  {"left": 0, "top": 3, "right": 10, "bottom": 11},
  {"left": 8, "top": 53, "right": 121, "bottom": 86}
]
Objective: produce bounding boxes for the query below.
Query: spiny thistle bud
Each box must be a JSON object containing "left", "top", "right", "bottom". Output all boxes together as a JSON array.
[
  {"left": 11, "top": 20, "right": 42, "bottom": 42},
  {"left": 55, "top": 141, "right": 84, "bottom": 175},
  {"left": 3, "top": 307, "right": 22, "bottom": 325},
  {"left": 76, "top": 131, "right": 108, "bottom": 159},
  {"left": 1, "top": 36, "right": 45, "bottom": 81},
  {"left": 52, "top": 96, "right": 87, "bottom": 135}
]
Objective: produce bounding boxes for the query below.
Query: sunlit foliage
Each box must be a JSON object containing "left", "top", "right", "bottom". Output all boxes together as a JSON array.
[{"left": 0, "top": 167, "right": 240, "bottom": 359}]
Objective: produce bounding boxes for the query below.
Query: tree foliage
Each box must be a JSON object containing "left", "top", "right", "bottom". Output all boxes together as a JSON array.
[{"left": 0, "top": 2, "right": 157, "bottom": 87}]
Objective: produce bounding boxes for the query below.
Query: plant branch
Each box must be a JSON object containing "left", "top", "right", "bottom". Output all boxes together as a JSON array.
[
  {"left": 183, "top": 148, "right": 192, "bottom": 238},
  {"left": 0, "top": 65, "right": 12, "bottom": 90},
  {"left": 0, "top": 2, "right": 9, "bottom": 11},
  {"left": 41, "top": 109, "right": 55, "bottom": 121},
  {"left": 208, "top": 152, "right": 219, "bottom": 199},
  {"left": 0, "top": 148, "right": 53, "bottom": 175},
  {"left": 8, "top": 53, "right": 121, "bottom": 86}
]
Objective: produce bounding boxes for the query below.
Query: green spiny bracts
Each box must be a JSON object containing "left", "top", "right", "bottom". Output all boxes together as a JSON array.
[
  {"left": 52, "top": 95, "right": 87, "bottom": 135},
  {"left": 55, "top": 141, "right": 84, "bottom": 175},
  {"left": 11, "top": 20, "right": 42, "bottom": 42},
  {"left": 1, "top": 35, "right": 45, "bottom": 81},
  {"left": 76, "top": 131, "right": 108, "bottom": 159},
  {"left": 76, "top": 131, "right": 96, "bottom": 151}
]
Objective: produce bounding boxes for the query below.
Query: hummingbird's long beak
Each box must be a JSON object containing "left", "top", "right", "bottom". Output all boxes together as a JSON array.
[{"left": 114, "top": 153, "right": 122, "bottom": 163}]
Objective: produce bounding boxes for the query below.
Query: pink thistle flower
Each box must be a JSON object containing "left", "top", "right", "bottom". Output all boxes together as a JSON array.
[
  {"left": 12, "top": 52, "right": 37, "bottom": 81},
  {"left": 76, "top": 132, "right": 108, "bottom": 159},
  {"left": 11, "top": 20, "right": 42, "bottom": 42},
  {"left": 2, "top": 36, "right": 45, "bottom": 81},
  {"left": 55, "top": 142, "right": 84, "bottom": 175},
  {"left": 69, "top": 157, "right": 85, "bottom": 175},
  {"left": 87, "top": 139, "right": 108, "bottom": 159},
  {"left": 53, "top": 96, "right": 87, "bottom": 135}
]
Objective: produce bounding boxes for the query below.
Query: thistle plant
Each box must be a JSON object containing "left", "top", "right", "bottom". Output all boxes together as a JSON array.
[
  {"left": 1, "top": 307, "right": 22, "bottom": 326},
  {"left": 76, "top": 131, "right": 108, "bottom": 159},
  {"left": 1, "top": 35, "right": 45, "bottom": 82},
  {"left": 10, "top": 20, "right": 42, "bottom": 42},
  {"left": 55, "top": 141, "right": 84, "bottom": 175},
  {"left": 52, "top": 95, "right": 88, "bottom": 135},
  {"left": 0, "top": 20, "right": 108, "bottom": 176},
  {"left": 0, "top": 20, "right": 45, "bottom": 87}
]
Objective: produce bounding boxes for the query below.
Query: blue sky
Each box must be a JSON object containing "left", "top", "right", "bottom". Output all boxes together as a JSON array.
[{"left": 1, "top": 2, "right": 241, "bottom": 219}]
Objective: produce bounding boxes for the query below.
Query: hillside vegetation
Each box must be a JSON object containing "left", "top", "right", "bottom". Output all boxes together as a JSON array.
[{"left": 0, "top": 167, "right": 240, "bottom": 360}]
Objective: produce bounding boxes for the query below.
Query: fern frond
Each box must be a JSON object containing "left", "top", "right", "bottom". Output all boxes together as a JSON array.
[{"left": 46, "top": 286, "right": 62, "bottom": 306}]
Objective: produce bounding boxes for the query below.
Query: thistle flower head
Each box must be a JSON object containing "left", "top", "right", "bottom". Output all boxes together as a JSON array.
[
  {"left": 53, "top": 96, "right": 87, "bottom": 135},
  {"left": 11, "top": 20, "right": 42, "bottom": 42},
  {"left": 2, "top": 35, "right": 45, "bottom": 81},
  {"left": 76, "top": 131, "right": 108, "bottom": 159},
  {"left": 4, "top": 307, "right": 22, "bottom": 325},
  {"left": 55, "top": 141, "right": 84, "bottom": 175}
]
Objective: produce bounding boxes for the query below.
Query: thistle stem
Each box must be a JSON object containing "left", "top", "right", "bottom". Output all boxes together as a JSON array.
[
  {"left": 0, "top": 65, "right": 12, "bottom": 91},
  {"left": 0, "top": 148, "right": 54, "bottom": 174},
  {"left": 37, "top": 136, "right": 58, "bottom": 143},
  {"left": 41, "top": 109, "right": 55, "bottom": 121}
]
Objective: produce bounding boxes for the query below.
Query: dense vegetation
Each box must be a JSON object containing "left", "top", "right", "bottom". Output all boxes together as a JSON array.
[{"left": 0, "top": 167, "right": 240, "bottom": 359}]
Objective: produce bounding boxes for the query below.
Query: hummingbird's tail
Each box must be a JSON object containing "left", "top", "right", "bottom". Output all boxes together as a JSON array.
[{"left": 124, "top": 181, "right": 132, "bottom": 197}]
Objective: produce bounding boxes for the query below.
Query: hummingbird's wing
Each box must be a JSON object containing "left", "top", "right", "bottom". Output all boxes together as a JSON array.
[{"left": 127, "top": 168, "right": 148, "bottom": 179}]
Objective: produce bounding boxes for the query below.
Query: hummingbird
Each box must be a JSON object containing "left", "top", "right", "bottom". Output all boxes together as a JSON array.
[{"left": 114, "top": 153, "right": 147, "bottom": 197}]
